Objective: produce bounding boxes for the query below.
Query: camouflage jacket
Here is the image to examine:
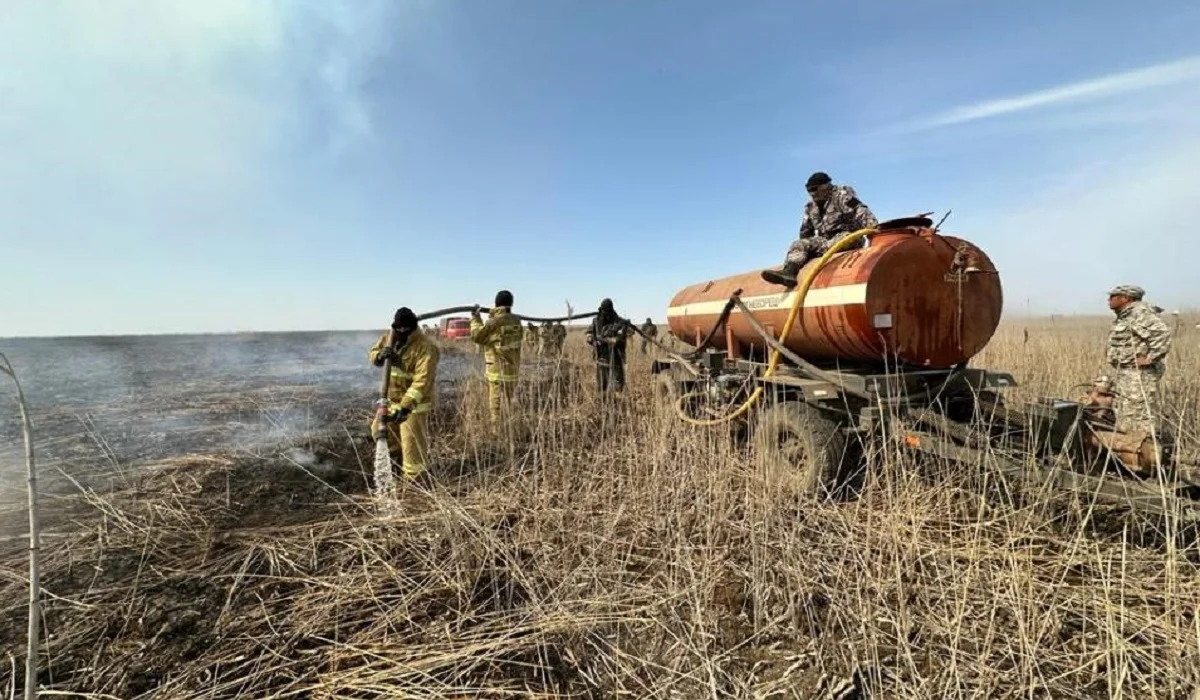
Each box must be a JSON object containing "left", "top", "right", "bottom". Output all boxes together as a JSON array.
[
  {"left": 1107, "top": 301, "right": 1171, "bottom": 370},
  {"left": 799, "top": 185, "right": 878, "bottom": 239}
]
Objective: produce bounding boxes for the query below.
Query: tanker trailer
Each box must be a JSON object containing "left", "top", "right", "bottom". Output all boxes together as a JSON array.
[
  {"left": 666, "top": 217, "right": 1003, "bottom": 368},
  {"left": 651, "top": 216, "right": 1200, "bottom": 524},
  {"left": 651, "top": 216, "right": 1019, "bottom": 497}
]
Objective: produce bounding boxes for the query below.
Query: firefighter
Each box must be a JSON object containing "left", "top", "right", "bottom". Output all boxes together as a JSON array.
[
  {"left": 586, "top": 298, "right": 628, "bottom": 393},
  {"left": 639, "top": 317, "right": 658, "bottom": 354},
  {"left": 471, "top": 290, "right": 524, "bottom": 428},
  {"left": 368, "top": 307, "right": 440, "bottom": 484}
]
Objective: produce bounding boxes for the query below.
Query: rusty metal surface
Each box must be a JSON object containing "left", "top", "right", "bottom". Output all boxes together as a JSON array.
[{"left": 666, "top": 227, "right": 1003, "bottom": 369}]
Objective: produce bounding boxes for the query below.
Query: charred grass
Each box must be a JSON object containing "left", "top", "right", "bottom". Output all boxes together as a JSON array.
[{"left": 2, "top": 320, "right": 1200, "bottom": 698}]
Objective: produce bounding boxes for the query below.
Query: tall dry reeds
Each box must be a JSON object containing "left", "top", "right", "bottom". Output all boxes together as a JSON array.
[
  {"left": 0, "top": 319, "right": 1197, "bottom": 698},
  {"left": 0, "top": 352, "right": 40, "bottom": 700}
]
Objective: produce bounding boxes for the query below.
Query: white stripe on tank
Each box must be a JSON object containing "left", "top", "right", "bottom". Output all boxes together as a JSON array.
[{"left": 666, "top": 283, "right": 868, "bottom": 318}]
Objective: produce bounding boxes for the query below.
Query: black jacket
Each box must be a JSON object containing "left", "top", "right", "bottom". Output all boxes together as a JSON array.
[{"left": 587, "top": 312, "right": 627, "bottom": 358}]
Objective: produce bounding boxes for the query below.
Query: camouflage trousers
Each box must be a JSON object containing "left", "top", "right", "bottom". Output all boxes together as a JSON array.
[
  {"left": 1113, "top": 367, "right": 1162, "bottom": 435},
  {"left": 784, "top": 230, "right": 865, "bottom": 266}
]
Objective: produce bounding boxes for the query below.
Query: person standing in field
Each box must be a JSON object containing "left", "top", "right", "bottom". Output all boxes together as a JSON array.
[
  {"left": 639, "top": 318, "right": 658, "bottom": 354},
  {"left": 471, "top": 290, "right": 524, "bottom": 429},
  {"left": 761, "top": 171, "right": 879, "bottom": 288},
  {"left": 368, "top": 307, "right": 440, "bottom": 485},
  {"left": 1106, "top": 284, "right": 1172, "bottom": 436},
  {"left": 587, "top": 298, "right": 628, "bottom": 393}
]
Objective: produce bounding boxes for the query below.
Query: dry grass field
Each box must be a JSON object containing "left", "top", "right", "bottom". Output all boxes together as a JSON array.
[{"left": 1, "top": 317, "right": 1199, "bottom": 699}]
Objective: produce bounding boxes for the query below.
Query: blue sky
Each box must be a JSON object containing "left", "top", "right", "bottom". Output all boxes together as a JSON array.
[{"left": 2, "top": 0, "right": 1198, "bottom": 336}]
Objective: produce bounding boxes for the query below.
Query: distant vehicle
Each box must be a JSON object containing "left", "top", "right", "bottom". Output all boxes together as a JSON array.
[{"left": 439, "top": 317, "right": 471, "bottom": 340}]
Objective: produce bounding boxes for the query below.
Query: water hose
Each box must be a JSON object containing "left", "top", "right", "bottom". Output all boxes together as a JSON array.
[
  {"left": 672, "top": 227, "right": 879, "bottom": 427},
  {"left": 732, "top": 295, "right": 871, "bottom": 401},
  {"left": 415, "top": 305, "right": 597, "bottom": 324}
]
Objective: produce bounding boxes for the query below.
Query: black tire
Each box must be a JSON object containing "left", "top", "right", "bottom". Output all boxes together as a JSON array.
[{"left": 752, "top": 400, "right": 855, "bottom": 499}]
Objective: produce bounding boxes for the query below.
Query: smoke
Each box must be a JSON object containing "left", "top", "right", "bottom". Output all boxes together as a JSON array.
[
  {"left": 282, "top": 446, "right": 336, "bottom": 477},
  {"left": 0, "top": 330, "right": 479, "bottom": 519}
]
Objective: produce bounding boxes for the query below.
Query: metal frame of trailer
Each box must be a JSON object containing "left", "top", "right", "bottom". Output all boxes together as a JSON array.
[{"left": 651, "top": 349, "right": 1200, "bottom": 525}]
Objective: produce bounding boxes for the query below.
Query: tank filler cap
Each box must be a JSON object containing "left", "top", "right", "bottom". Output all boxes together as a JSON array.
[{"left": 877, "top": 216, "right": 934, "bottom": 231}]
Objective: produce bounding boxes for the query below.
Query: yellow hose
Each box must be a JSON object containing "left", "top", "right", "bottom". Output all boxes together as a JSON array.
[{"left": 673, "top": 226, "right": 879, "bottom": 426}]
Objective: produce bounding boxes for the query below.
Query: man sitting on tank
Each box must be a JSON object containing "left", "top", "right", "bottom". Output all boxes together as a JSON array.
[{"left": 761, "top": 171, "right": 879, "bottom": 288}]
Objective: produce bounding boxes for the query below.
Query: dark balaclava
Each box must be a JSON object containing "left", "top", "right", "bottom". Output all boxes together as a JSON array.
[
  {"left": 392, "top": 307, "right": 418, "bottom": 344},
  {"left": 495, "top": 290, "right": 514, "bottom": 308},
  {"left": 599, "top": 298, "right": 616, "bottom": 324}
]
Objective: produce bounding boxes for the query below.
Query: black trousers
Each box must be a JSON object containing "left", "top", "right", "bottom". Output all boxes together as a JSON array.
[{"left": 596, "top": 353, "right": 626, "bottom": 392}]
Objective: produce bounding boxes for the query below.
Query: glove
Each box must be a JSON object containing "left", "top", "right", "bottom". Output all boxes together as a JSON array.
[
  {"left": 377, "top": 346, "right": 397, "bottom": 362},
  {"left": 471, "top": 305, "right": 482, "bottom": 317},
  {"left": 388, "top": 406, "right": 412, "bottom": 424}
]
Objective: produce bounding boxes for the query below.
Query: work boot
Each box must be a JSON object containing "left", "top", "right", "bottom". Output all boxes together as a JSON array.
[
  {"left": 403, "top": 470, "right": 436, "bottom": 492},
  {"left": 761, "top": 261, "right": 800, "bottom": 288}
]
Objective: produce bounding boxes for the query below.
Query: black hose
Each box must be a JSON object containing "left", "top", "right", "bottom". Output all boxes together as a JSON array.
[
  {"left": 415, "top": 305, "right": 598, "bottom": 324},
  {"left": 683, "top": 292, "right": 741, "bottom": 359},
  {"left": 622, "top": 319, "right": 704, "bottom": 377}
]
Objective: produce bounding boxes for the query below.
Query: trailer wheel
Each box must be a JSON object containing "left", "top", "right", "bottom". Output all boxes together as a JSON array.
[{"left": 752, "top": 401, "right": 852, "bottom": 498}]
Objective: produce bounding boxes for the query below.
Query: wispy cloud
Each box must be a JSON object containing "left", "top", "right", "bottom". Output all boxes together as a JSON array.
[
  {"left": 905, "top": 55, "right": 1200, "bottom": 132},
  {"left": 0, "top": 1, "right": 401, "bottom": 237}
]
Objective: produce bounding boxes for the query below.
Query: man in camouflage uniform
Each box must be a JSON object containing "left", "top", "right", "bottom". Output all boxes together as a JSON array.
[
  {"left": 554, "top": 322, "right": 567, "bottom": 354},
  {"left": 639, "top": 318, "right": 658, "bottom": 354},
  {"left": 762, "top": 171, "right": 879, "bottom": 288},
  {"left": 1106, "top": 284, "right": 1172, "bottom": 436}
]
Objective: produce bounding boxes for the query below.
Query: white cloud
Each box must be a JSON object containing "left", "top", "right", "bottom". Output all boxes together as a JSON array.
[
  {"left": 904, "top": 55, "right": 1200, "bottom": 132},
  {"left": 969, "top": 127, "right": 1200, "bottom": 314},
  {"left": 0, "top": 0, "right": 396, "bottom": 240}
]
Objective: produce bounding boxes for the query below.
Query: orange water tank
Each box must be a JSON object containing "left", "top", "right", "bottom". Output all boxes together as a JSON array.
[{"left": 666, "top": 221, "right": 1003, "bottom": 369}]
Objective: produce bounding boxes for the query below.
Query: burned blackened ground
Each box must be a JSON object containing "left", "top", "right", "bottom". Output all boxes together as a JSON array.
[{"left": 0, "top": 331, "right": 477, "bottom": 504}]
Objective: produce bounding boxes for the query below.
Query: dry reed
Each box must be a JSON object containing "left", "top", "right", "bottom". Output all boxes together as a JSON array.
[{"left": 1, "top": 319, "right": 1198, "bottom": 699}]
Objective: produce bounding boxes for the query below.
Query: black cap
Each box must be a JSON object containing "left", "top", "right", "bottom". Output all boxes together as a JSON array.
[
  {"left": 600, "top": 298, "right": 614, "bottom": 311},
  {"left": 392, "top": 307, "right": 418, "bottom": 331},
  {"left": 495, "top": 289, "right": 514, "bottom": 307},
  {"left": 805, "top": 171, "right": 832, "bottom": 189}
]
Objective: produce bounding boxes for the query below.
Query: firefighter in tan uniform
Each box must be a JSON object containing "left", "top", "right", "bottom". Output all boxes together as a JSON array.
[
  {"left": 368, "top": 307, "right": 440, "bottom": 483},
  {"left": 471, "top": 290, "right": 524, "bottom": 428}
]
